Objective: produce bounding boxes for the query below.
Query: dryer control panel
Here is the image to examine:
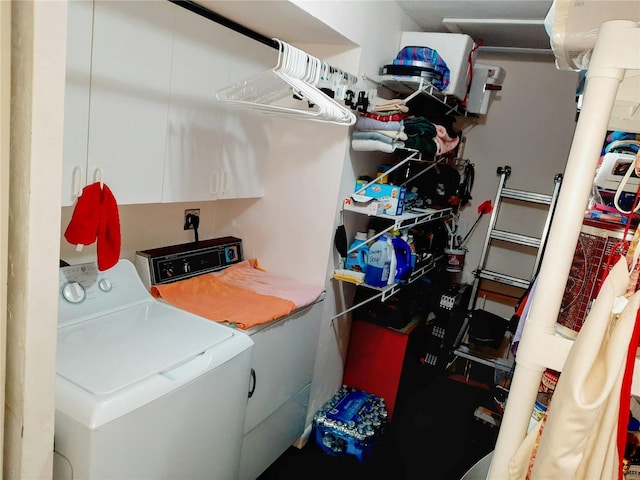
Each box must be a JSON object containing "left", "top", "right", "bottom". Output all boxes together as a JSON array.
[{"left": 135, "top": 237, "right": 243, "bottom": 288}]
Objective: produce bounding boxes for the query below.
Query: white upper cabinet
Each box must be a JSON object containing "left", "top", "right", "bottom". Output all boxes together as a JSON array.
[
  {"left": 162, "top": 6, "right": 229, "bottom": 202},
  {"left": 62, "top": 1, "right": 273, "bottom": 206},
  {"left": 163, "top": 8, "right": 274, "bottom": 202},
  {"left": 87, "top": 0, "right": 175, "bottom": 205},
  {"left": 217, "top": 34, "right": 276, "bottom": 201},
  {"left": 62, "top": 0, "right": 94, "bottom": 207}
]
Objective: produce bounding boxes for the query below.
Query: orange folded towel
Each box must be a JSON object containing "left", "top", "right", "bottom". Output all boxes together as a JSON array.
[
  {"left": 150, "top": 259, "right": 324, "bottom": 329},
  {"left": 152, "top": 275, "right": 295, "bottom": 329}
]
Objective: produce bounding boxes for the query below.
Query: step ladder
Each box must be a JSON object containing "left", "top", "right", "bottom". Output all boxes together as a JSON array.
[
  {"left": 451, "top": 166, "right": 563, "bottom": 372},
  {"left": 468, "top": 165, "right": 563, "bottom": 310}
]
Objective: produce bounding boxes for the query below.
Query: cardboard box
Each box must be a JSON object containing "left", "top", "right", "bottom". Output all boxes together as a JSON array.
[
  {"left": 354, "top": 181, "right": 406, "bottom": 216},
  {"left": 343, "top": 196, "right": 381, "bottom": 215},
  {"left": 399, "top": 32, "right": 477, "bottom": 101}
]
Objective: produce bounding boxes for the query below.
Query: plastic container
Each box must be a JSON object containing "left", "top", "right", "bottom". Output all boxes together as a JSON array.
[
  {"left": 392, "top": 235, "right": 413, "bottom": 283},
  {"left": 399, "top": 32, "right": 477, "bottom": 101},
  {"left": 345, "top": 232, "right": 369, "bottom": 273},
  {"left": 386, "top": 236, "right": 397, "bottom": 285},
  {"left": 407, "top": 234, "right": 417, "bottom": 268},
  {"left": 444, "top": 247, "right": 466, "bottom": 273},
  {"left": 365, "top": 236, "right": 391, "bottom": 287}
]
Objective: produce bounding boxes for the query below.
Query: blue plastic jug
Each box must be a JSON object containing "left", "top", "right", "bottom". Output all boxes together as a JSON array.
[
  {"left": 345, "top": 232, "right": 369, "bottom": 273},
  {"left": 392, "top": 236, "right": 413, "bottom": 283},
  {"left": 364, "top": 236, "right": 391, "bottom": 287}
]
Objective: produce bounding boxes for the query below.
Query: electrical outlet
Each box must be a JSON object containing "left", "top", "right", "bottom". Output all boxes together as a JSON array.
[{"left": 184, "top": 209, "right": 200, "bottom": 230}]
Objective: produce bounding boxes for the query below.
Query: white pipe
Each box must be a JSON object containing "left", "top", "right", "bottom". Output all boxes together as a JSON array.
[{"left": 488, "top": 20, "right": 638, "bottom": 479}]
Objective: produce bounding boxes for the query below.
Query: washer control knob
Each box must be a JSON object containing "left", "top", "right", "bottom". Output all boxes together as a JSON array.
[
  {"left": 62, "top": 281, "right": 86, "bottom": 304},
  {"left": 98, "top": 278, "right": 113, "bottom": 292}
]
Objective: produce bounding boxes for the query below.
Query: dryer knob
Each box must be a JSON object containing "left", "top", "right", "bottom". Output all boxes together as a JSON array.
[
  {"left": 62, "top": 281, "right": 86, "bottom": 304},
  {"left": 98, "top": 278, "right": 113, "bottom": 292}
]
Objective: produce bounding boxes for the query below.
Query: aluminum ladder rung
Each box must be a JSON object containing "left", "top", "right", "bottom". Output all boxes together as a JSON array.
[
  {"left": 500, "top": 188, "right": 553, "bottom": 205},
  {"left": 490, "top": 230, "right": 541, "bottom": 248},
  {"left": 477, "top": 270, "right": 531, "bottom": 290}
]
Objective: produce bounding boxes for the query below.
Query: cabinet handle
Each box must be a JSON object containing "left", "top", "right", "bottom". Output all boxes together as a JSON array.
[
  {"left": 209, "top": 170, "right": 219, "bottom": 195},
  {"left": 71, "top": 166, "right": 84, "bottom": 201},
  {"left": 248, "top": 368, "right": 256, "bottom": 398},
  {"left": 92, "top": 167, "right": 104, "bottom": 188},
  {"left": 221, "top": 170, "right": 230, "bottom": 194}
]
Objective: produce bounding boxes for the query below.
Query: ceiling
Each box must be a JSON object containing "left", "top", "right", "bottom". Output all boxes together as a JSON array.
[
  {"left": 196, "top": 0, "right": 556, "bottom": 54},
  {"left": 396, "top": 0, "right": 554, "bottom": 53}
]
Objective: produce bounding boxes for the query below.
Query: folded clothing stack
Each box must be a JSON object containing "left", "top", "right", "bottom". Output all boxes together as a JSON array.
[{"left": 351, "top": 97, "right": 409, "bottom": 153}]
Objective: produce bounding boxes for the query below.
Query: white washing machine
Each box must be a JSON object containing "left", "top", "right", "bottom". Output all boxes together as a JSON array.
[{"left": 54, "top": 259, "right": 254, "bottom": 480}]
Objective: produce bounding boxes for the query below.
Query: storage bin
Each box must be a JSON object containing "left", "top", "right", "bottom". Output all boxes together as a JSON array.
[
  {"left": 399, "top": 32, "right": 477, "bottom": 101},
  {"left": 313, "top": 386, "right": 387, "bottom": 463}
]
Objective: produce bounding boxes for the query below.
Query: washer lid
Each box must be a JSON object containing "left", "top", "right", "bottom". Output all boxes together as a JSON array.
[{"left": 56, "top": 301, "right": 234, "bottom": 396}]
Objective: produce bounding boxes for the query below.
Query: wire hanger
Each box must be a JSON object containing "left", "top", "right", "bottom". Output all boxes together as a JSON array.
[{"left": 216, "top": 39, "right": 356, "bottom": 126}]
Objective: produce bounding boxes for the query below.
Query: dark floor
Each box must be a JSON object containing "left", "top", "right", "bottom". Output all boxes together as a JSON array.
[{"left": 259, "top": 368, "right": 500, "bottom": 480}]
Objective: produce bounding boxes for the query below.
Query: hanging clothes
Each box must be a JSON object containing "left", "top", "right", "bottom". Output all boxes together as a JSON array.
[{"left": 509, "top": 256, "right": 640, "bottom": 479}]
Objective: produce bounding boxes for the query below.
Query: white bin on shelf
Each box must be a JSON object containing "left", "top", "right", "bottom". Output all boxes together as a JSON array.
[{"left": 399, "top": 32, "right": 477, "bottom": 101}]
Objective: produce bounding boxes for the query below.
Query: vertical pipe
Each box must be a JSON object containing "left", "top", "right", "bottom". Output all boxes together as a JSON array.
[{"left": 487, "top": 21, "right": 628, "bottom": 479}]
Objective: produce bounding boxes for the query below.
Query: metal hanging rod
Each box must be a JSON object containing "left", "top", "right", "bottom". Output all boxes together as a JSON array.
[
  {"left": 169, "top": 0, "right": 358, "bottom": 84},
  {"left": 169, "top": 0, "right": 279, "bottom": 51}
]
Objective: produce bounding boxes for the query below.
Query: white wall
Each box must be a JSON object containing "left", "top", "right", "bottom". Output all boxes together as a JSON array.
[{"left": 6, "top": 1, "right": 66, "bottom": 477}]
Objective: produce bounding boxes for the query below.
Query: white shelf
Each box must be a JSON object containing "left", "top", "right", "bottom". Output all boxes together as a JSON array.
[
  {"left": 331, "top": 255, "right": 443, "bottom": 320},
  {"left": 342, "top": 206, "right": 452, "bottom": 243},
  {"left": 360, "top": 253, "right": 442, "bottom": 302},
  {"left": 454, "top": 345, "right": 514, "bottom": 373},
  {"left": 367, "top": 74, "right": 470, "bottom": 117}
]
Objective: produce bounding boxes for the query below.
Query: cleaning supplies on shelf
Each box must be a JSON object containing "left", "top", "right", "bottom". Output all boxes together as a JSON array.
[
  {"left": 333, "top": 269, "right": 365, "bottom": 284},
  {"left": 392, "top": 234, "right": 413, "bottom": 283},
  {"left": 365, "top": 236, "right": 392, "bottom": 287},
  {"left": 345, "top": 232, "right": 369, "bottom": 273},
  {"left": 387, "top": 235, "right": 397, "bottom": 286},
  {"left": 402, "top": 229, "right": 417, "bottom": 269}
]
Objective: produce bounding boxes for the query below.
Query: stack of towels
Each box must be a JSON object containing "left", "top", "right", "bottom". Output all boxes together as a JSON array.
[{"left": 351, "top": 96, "right": 459, "bottom": 157}]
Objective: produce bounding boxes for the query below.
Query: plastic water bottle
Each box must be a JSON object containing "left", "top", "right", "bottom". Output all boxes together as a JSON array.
[
  {"left": 365, "top": 236, "right": 391, "bottom": 287},
  {"left": 345, "top": 232, "right": 369, "bottom": 273}
]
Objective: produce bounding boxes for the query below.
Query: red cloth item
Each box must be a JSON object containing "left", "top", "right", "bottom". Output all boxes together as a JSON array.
[
  {"left": 97, "top": 184, "right": 121, "bottom": 271},
  {"left": 617, "top": 307, "right": 640, "bottom": 480},
  {"left": 64, "top": 182, "right": 102, "bottom": 247},
  {"left": 64, "top": 182, "right": 121, "bottom": 271}
]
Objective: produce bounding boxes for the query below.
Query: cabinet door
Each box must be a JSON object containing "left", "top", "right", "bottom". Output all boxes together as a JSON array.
[
  {"left": 218, "top": 35, "right": 276, "bottom": 200},
  {"left": 243, "top": 301, "right": 322, "bottom": 435},
  {"left": 163, "top": 11, "right": 274, "bottom": 202},
  {"left": 87, "top": 0, "right": 174, "bottom": 205},
  {"left": 61, "top": 0, "right": 93, "bottom": 207},
  {"left": 162, "top": 5, "right": 229, "bottom": 203}
]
